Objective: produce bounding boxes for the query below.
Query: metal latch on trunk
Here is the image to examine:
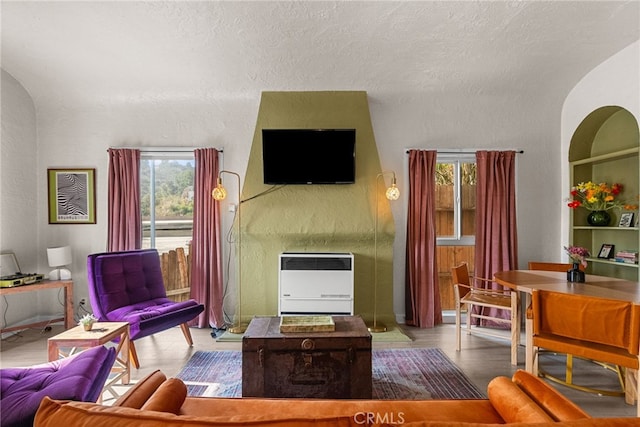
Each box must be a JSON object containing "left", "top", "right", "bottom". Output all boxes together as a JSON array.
[{"left": 301, "top": 339, "right": 315, "bottom": 367}]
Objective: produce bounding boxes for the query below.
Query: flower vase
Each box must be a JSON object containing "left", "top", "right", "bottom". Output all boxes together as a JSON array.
[
  {"left": 83, "top": 322, "right": 94, "bottom": 331},
  {"left": 567, "top": 263, "right": 585, "bottom": 283},
  {"left": 587, "top": 210, "right": 611, "bottom": 226}
]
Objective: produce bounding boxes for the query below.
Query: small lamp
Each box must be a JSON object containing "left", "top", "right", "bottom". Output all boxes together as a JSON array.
[
  {"left": 47, "top": 246, "right": 72, "bottom": 280},
  {"left": 212, "top": 170, "right": 246, "bottom": 334},
  {"left": 369, "top": 171, "right": 400, "bottom": 333}
]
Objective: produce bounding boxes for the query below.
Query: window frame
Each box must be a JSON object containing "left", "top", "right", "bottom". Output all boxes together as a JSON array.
[
  {"left": 436, "top": 153, "right": 476, "bottom": 246},
  {"left": 140, "top": 149, "right": 195, "bottom": 250}
]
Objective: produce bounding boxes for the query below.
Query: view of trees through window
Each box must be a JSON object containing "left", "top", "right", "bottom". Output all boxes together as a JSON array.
[{"left": 140, "top": 158, "right": 194, "bottom": 254}]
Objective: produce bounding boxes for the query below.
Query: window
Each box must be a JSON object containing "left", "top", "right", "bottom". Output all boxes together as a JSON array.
[
  {"left": 435, "top": 153, "right": 477, "bottom": 312},
  {"left": 140, "top": 151, "right": 195, "bottom": 254},
  {"left": 435, "top": 154, "right": 477, "bottom": 245}
]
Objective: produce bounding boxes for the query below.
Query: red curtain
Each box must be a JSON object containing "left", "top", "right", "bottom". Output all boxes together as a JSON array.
[
  {"left": 474, "top": 150, "right": 518, "bottom": 323},
  {"left": 405, "top": 150, "right": 442, "bottom": 328},
  {"left": 107, "top": 149, "right": 141, "bottom": 251},
  {"left": 190, "top": 148, "right": 224, "bottom": 328}
]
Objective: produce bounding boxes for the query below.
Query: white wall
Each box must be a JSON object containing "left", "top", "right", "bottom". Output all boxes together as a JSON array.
[
  {"left": 31, "top": 88, "right": 565, "bottom": 326},
  {"left": 0, "top": 70, "right": 48, "bottom": 327},
  {"left": 561, "top": 41, "right": 640, "bottom": 248},
  {"left": 1, "top": 40, "right": 637, "bottom": 328},
  {"left": 369, "top": 91, "right": 567, "bottom": 320},
  {"left": 33, "top": 101, "right": 259, "bottom": 312},
  {"left": 1, "top": 71, "right": 38, "bottom": 263}
]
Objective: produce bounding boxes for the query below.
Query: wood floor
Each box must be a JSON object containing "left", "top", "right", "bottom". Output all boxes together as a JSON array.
[{"left": 0, "top": 322, "right": 635, "bottom": 418}]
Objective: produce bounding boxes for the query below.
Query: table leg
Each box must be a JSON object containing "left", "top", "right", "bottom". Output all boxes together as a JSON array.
[
  {"left": 47, "top": 341, "right": 59, "bottom": 362},
  {"left": 510, "top": 291, "right": 519, "bottom": 366},
  {"left": 64, "top": 282, "right": 74, "bottom": 329},
  {"left": 108, "top": 327, "right": 131, "bottom": 385},
  {"left": 524, "top": 292, "right": 534, "bottom": 373},
  {"left": 101, "top": 328, "right": 131, "bottom": 400},
  {"left": 120, "top": 326, "right": 130, "bottom": 384}
]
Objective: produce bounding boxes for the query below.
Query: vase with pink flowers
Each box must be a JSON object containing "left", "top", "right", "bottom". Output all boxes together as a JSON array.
[{"left": 564, "top": 246, "right": 589, "bottom": 283}]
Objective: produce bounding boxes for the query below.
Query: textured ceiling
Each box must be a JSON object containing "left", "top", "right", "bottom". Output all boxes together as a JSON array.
[{"left": 1, "top": 1, "right": 639, "bottom": 110}]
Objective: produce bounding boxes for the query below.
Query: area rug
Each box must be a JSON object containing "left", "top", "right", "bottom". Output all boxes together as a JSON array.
[{"left": 175, "top": 348, "right": 484, "bottom": 400}]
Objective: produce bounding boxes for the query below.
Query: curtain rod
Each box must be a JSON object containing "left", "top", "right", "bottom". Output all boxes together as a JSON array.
[
  {"left": 107, "top": 147, "right": 223, "bottom": 153},
  {"left": 405, "top": 148, "right": 523, "bottom": 154}
]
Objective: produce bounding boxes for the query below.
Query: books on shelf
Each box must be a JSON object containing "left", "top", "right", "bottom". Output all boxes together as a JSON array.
[{"left": 614, "top": 250, "right": 639, "bottom": 264}]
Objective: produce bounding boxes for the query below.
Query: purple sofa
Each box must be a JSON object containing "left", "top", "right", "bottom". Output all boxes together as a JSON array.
[
  {"left": 0, "top": 345, "right": 116, "bottom": 427},
  {"left": 86, "top": 249, "right": 204, "bottom": 368}
]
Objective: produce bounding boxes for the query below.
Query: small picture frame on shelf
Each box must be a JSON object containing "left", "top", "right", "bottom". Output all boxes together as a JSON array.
[
  {"left": 618, "top": 212, "right": 634, "bottom": 227},
  {"left": 598, "top": 244, "right": 615, "bottom": 259}
]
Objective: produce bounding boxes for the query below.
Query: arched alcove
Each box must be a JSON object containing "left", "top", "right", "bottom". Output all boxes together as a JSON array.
[{"left": 569, "top": 106, "right": 640, "bottom": 280}]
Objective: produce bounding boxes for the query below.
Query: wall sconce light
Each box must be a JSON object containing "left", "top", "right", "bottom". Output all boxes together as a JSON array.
[
  {"left": 47, "top": 246, "right": 72, "bottom": 280},
  {"left": 212, "top": 170, "right": 246, "bottom": 334},
  {"left": 369, "top": 171, "right": 400, "bottom": 333}
]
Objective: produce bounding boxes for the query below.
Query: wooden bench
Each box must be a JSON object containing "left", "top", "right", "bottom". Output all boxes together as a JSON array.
[{"left": 529, "top": 290, "right": 640, "bottom": 416}]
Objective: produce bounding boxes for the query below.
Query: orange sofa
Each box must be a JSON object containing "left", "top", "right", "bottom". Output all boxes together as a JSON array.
[{"left": 34, "top": 369, "right": 639, "bottom": 427}]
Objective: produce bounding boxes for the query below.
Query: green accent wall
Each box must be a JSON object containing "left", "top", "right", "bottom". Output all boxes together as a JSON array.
[{"left": 237, "top": 91, "right": 396, "bottom": 325}]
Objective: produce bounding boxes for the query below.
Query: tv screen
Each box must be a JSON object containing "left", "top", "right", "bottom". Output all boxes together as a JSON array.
[{"left": 262, "top": 129, "right": 356, "bottom": 185}]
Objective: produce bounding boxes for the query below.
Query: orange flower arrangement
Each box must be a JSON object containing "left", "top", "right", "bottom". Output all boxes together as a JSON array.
[{"left": 567, "top": 181, "right": 636, "bottom": 212}]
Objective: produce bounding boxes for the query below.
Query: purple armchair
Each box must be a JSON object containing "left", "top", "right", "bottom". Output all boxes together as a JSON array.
[
  {"left": 87, "top": 249, "right": 204, "bottom": 368},
  {"left": 1, "top": 345, "right": 116, "bottom": 427}
]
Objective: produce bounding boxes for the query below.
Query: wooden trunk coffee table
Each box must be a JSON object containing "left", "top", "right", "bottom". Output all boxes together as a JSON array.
[{"left": 242, "top": 315, "right": 372, "bottom": 399}]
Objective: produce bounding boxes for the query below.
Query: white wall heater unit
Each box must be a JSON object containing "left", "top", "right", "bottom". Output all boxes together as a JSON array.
[{"left": 278, "top": 252, "right": 354, "bottom": 316}]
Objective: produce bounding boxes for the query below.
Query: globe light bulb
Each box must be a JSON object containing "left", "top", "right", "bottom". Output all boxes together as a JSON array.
[
  {"left": 385, "top": 184, "right": 400, "bottom": 201},
  {"left": 212, "top": 178, "right": 227, "bottom": 200}
]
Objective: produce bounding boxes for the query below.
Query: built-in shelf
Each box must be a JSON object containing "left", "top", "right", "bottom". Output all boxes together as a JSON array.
[
  {"left": 570, "top": 147, "right": 639, "bottom": 166},
  {"left": 569, "top": 106, "right": 640, "bottom": 281},
  {"left": 573, "top": 226, "right": 639, "bottom": 231},
  {"left": 586, "top": 257, "right": 639, "bottom": 268}
]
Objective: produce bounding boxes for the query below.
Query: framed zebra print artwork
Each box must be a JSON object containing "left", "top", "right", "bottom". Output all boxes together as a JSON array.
[{"left": 47, "top": 168, "right": 96, "bottom": 224}]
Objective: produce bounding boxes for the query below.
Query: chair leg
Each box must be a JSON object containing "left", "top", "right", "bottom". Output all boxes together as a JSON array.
[
  {"left": 129, "top": 341, "right": 140, "bottom": 369},
  {"left": 510, "top": 291, "right": 519, "bottom": 366},
  {"left": 530, "top": 344, "right": 539, "bottom": 376},
  {"left": 455, "top": 302, "right": 462, "bottom": 352},
  {"left": 632, "top": 368, "right": 640, "bottom": 417},
  {"left": 466, "top": 304, "right": 472, "bottom": 335},
  {"left": 566, "top": 354, "right": 574, "bottom": 385},
  {"left": 180, "top": 322, "right": 194, "bottom": 347},
  {"left": 625, "top": 367, "right": 638, "bottom": 407}
]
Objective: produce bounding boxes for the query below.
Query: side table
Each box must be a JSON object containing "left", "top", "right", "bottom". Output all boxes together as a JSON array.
[
  {"left": 0, "top": 280, "right": 74, "bottom": 333},
  {"left": 47, "top": 322, "right": 130, "bottom": 401}
]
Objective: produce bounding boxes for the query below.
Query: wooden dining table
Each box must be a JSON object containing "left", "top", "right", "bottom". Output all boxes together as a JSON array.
[{"left": 493, "top": 270, "right": 640, "bottom": 372}]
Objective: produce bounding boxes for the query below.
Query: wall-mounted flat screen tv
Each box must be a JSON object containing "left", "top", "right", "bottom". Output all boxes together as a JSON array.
[{"left": 262, "top": 129, "right": 356, "bottom": 185}]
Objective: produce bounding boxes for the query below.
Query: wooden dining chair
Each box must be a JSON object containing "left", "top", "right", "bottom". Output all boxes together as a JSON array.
[
  {"left": 528, "top": 261, "right": 608, "bottom": 395},
  {"left": 527, "top": 261, "right": 585, "bottom": 272},
  {"left": 451, "top": 262, "right": 520, "bottom": 366},
  {"left": 530, "top": 290, "right": 640, "bottom": 416}
]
